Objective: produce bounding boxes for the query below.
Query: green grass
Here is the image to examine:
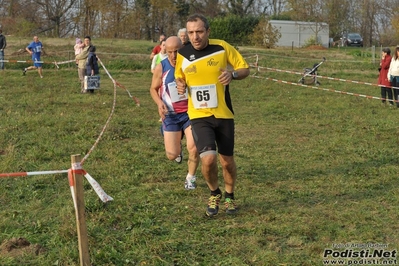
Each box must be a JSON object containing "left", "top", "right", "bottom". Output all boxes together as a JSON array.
[{"left": 1, "top": 38, "right": 398, "bottom": 265}]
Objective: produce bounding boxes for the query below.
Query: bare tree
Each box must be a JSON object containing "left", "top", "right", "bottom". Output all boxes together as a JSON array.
[
  {"left": 259, "top": 0, "right": 288, "bottom": 16},
  {"left": 221, "top": 0, "right": 257, "bottom": 16},
  {"left": 0, "top": 0, "right": 399, "bottom": 46},
  {"left": 35, "top": 0, "right": 78, "bottom": 37},
  {"left": 324, "top": 0, "right": 350, "bottom": 41},
  {"left": 188, "top": 0, "right": 222, "bottom": 18},
  {"left": 286, "top": 0, "right": 329, "bottom": 45}
]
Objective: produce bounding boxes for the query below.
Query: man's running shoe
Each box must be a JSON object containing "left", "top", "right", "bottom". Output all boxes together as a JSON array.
[
  {"left": 225, "top": 198, "right": 238, "bottom": 214},
  {"left": 175, "top": 153, "right": 182, "bottom": 163},
  {"left": 184, "top": 176, "right": 196, "bottom": 190},
  {"left": 206, "top": 194, "right": 221, "bottom": 217},
  {"left": 175, "top": 145, "right": 183, "bottom": 163},
  {"left": 22, "top": 68, "right": 26, "bottom": 75}
]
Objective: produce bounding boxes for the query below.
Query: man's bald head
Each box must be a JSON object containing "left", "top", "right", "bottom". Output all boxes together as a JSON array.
[
  {"left": 165, "top": 36, "right": 182, "bottom": 67},
  {"left": 165, "top": 36, "right": 182, "bottom": 50}
]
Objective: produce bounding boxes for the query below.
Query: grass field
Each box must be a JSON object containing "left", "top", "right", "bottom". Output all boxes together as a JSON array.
[{"left": 1, "top": 38, "right": 398, "bottom": 265}]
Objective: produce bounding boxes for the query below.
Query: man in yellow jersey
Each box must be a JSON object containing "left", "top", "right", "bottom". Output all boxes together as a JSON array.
[{"left": 175, "top": 14, "right": 250, "bottom": 217}]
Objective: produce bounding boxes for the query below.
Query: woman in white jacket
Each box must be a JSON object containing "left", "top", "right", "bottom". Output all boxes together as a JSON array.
[{"left": 388, "top": 46, "right": 399, "bottom": 107}]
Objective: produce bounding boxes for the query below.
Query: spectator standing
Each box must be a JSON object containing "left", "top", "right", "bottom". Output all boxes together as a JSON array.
[
  {"left": 85, "top": 45, "right": 99, "bottom": 93},
  {"left": 151, "top": 40, "right": 167, "bottom": 73},
  {"left": 150, "top": 34, "right": 166, "bottom": 60},
  {"left": 150, "top": 36, "right": 199, "bottom": 189},
  {"left": 379, "top": 48, "right": 393, "bottom": 106},
  {"left": 76, "top": 36, "right": 91, "bottom": 93},
  {"left": 388, "top": 46, "right": 399, "bottom": 108},
  {"left": 175, "top": 14, "right": 250, "bottom": 217},
  {"left": 23, "top": 36, "right": 44, "bottom": 78},
  {"left": 0, "top": 29, "right": 6, "bottom": 70}
]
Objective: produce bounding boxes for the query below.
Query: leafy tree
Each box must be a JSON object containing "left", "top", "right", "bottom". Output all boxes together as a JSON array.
[
  {"left": 6, "top": 17, "right": 37, "bottom": 37},
  {"left": 135, "top": 0, "right": 152, "bottom": 39},
  {"left": 250, "top": 16, "right": 281, "bottom": 48},
  {"left": 176, "top": 0, "right": 190, "bottom": 26}
]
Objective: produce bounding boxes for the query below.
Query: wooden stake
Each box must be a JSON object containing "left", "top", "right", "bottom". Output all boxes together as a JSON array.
[{"left": 71, "top": 154, "right": 91, "bottom": 266}]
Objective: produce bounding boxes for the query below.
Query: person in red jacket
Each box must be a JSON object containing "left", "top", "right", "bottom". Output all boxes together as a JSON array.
[{"left": 379, "top": 47, "right": 393, "bottom": 106}]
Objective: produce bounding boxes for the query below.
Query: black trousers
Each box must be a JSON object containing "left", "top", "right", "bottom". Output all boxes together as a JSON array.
[
  {"left": 392, "top": 77, "right": 399, "bottom": 107},
  {"left": 381, "top": 86, "right": 393, "bottom": 105}
]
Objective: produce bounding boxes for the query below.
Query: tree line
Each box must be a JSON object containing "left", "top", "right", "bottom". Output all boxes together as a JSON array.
[{"left": 0, "top": 0, "right": 399, "bottom": 47}]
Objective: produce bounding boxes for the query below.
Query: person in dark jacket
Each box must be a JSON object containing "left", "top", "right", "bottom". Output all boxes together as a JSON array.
[
  {"left": 0, "top": 29, "right": 6, "bottom": 70},
  {"left": 379, "top": 47, "right": 393, "bottom": 106},
  {"left": 85, "top": 45, "right": 99, "bottom": 93}
]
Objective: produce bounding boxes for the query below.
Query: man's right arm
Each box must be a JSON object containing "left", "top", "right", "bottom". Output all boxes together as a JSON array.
[
  {"left": 149, "top": 64, "right": 167, "bottom": 118},
  {"left": 174, "top": 54, "right": 187, "bottom": 94},
  {"left": 150, "top": 45, "right": 157, "bottom": 59},
  {"left": 150, "top": 55, "right": 157, "bottom": 73}
]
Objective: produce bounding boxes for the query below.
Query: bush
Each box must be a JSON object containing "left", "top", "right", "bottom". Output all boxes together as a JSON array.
[
  {"left": 348, "top": 49, "right": 372, "bottom": 58},
  {"left": 303, "top": 35, "right": 322, "bottom": 47},
  {"left": 209, "top": 15, "right": 260, "bottom": 45}
]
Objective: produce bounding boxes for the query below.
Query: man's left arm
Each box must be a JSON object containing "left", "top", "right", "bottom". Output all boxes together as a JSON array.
[
  {"left": 218, "top": 67, "right": 249, "bottom": 85},
  {"left": 225, "top": 41, "right": 250, "bottom": 81},
  {"left": 231, "top": 68, "right": 250, "bottom": 80}
]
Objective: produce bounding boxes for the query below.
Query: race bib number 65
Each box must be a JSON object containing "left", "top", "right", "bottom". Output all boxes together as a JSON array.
[{"left": 190, "top": 84, "right": 218, "bottom": 109}]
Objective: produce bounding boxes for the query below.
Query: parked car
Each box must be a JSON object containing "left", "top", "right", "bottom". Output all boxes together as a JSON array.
[{"left": 343, "top": 33, "right": 363, "bottom": 47}]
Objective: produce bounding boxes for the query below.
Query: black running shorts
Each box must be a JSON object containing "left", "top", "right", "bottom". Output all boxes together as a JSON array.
[{"left": 190, "top": 116, "right": 235, "bottom": 156}]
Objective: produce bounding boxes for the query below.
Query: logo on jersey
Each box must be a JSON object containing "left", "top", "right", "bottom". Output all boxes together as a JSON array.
[
  {"left": 185, "top": 65, "right": 197, "bottom": 74},
  {"left": 207, "top": 58, "right": 219, "bottom": 67},
  {"left": 190, "top": 54, "right": 195, "bottom": 60}
]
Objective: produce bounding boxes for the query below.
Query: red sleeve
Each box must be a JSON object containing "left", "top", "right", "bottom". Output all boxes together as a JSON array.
[{"left": 152, "top": 45, "right": 161, "bottom": 54}]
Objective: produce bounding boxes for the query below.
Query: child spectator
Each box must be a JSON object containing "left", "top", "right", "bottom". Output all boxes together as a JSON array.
[{"left": 74, "top": 38, "right": 84, "bottom": 66}]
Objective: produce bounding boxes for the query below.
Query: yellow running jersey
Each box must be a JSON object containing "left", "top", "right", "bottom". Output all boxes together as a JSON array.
[{"left": 175, "top": 39, "right": 249, "bottom": 119}]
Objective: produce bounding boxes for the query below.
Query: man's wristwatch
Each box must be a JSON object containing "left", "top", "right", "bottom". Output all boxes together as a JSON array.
[{"left": 232, "top": 71, "right": 238, "bottom": 79}]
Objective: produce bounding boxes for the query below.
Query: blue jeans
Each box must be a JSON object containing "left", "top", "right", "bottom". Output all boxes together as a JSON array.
[
  {"left": 392, "top": 76, "right": 399, "bottom": 107},
  {"left": 0, "top": 50, "right": 4, "bottom": 69}
]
